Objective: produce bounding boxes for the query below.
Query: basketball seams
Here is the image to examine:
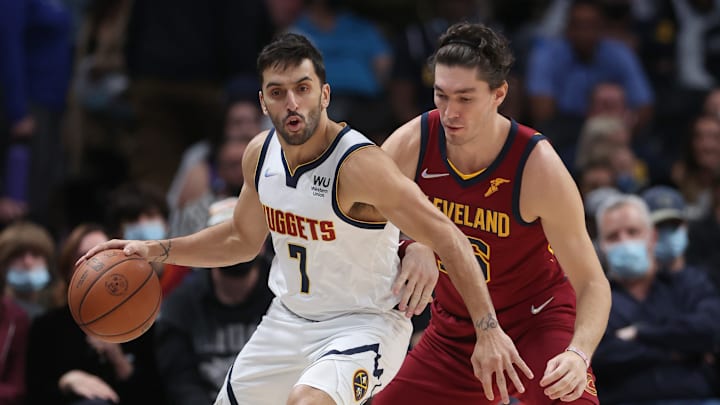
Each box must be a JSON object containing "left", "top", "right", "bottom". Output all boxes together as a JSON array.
[
  {"left": 77, "top": 261, "right": 156, "bottom": 326},
  {"left": 69, "top": 255, "right": 148, "bottom": 323},
  {"left": 87, "top": 285, "right": 162, "bottom": 342},
  {"left": 68, "top": 249, "right": 161, "bottom": 343}
]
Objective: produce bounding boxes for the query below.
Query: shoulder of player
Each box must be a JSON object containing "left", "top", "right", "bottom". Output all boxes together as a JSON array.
[
  {"left": 241, "top": 130, "right": 272, "bottom": 183},
  {"left": 522, "top": 138, "right": 574, "bottom": 189},
  {"left": 382, "top": 115, "right": 421, "bottom": 153},
  {"left": 243, "top": 130, "right": 272, "bottom": 160},
  {"left": 339, "top": 143, "right": 407, "bottom": 189},
  {"left": 381, "top": 115, "right": 422, "bottom": 176}
]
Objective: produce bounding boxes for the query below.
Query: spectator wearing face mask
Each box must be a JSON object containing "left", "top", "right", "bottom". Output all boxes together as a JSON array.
[
  {"left": 25, "top": 223, "right": 167, "bottom": 405},
  {"left": 106, "top": 182, "right": 189, "bottom": 296},
  {"left": 0, "top": 258, "right": 30, "bottom": 405},
  {"left": 0, "top": 221, "right": 56, "bottom": 318},
  {"left": 591, "top": 193, "right": 720, "bottom": 404},
  {"left": 641, "top": 185, "right": 691, "bottom": 273},
  {"left": 153, "top": 198, "right": 273, "bottom": 405}
]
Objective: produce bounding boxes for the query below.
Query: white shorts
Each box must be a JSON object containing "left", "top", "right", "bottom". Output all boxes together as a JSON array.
[{"left": 213, "top": 298, "right": 412, "bottom": 405}]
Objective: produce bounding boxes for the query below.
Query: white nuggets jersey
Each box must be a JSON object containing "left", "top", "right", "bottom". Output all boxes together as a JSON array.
[{"left": 254, "top": 126, "right": 401, "bottom": 321}]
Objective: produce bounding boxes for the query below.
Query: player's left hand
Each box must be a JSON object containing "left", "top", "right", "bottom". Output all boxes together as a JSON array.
[
  {"left": 392, "top": 242, "right": 438, "bottom": 317},
  {"left": 539, "top": 351, "right": 588, "bottom": 402}
]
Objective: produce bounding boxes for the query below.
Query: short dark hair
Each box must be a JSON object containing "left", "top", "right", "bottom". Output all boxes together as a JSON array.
[
  {"left": 256, "top": 33, "right": 326, "bottom": 85},
  {"left": 106, "top": 182, "right": 168, "bottom": 235},
  {"left": 430, "top": 22, "right": 514, "bottom": 89}
]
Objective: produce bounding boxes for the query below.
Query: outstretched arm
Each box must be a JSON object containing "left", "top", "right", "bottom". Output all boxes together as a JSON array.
[
  {"left": 521, "top": 140, "right": 611, "bottom": 402},
  {"left": 80, "top": 133, "right": 271, "bottom": 268},
  {"left": 340, "top": 144, "right": 532, "bottom": 404}
]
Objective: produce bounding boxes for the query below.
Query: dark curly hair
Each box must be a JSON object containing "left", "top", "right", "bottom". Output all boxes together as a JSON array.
[
  {"left": 429, "top": 22, "right": 514, "bottom": 89},
  {"left": 257, "top": 32, "right": 326, "bottom": 85}
]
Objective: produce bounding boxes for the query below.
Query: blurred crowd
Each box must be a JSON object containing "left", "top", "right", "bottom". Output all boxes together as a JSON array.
[{"left": 2, "top": 0, "right": 720, "bottom": 403}]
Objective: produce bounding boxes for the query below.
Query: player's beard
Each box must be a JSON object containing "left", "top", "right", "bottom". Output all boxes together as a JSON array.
[{"left": 272, "top": 96, "right": 323, "bottom": 146}]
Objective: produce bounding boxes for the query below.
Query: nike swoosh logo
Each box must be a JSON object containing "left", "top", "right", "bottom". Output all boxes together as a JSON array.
[
  {"left": 421, "top": 168, "right": 449, "bottom": 179},
  {"left": 264, "top": 169, "right": 279, "bottom": 177},
  {"left": 530, "top": 296, "right": 554, "bottom": 315}
]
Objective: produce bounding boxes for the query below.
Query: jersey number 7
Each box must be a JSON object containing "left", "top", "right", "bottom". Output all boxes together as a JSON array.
[{"left": 289, "top": 244, "right": 310, "bottom": 293}]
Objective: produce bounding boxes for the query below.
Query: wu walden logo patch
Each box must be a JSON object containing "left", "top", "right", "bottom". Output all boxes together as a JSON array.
[{"left": 353, "top": 369, "right": 369, "bottom": 402}]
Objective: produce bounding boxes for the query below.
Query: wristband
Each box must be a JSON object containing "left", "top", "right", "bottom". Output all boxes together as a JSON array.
[
  {"left": 565, "top": 345, "right": 590, "bottom": 368},
  {"left": 397, "top": 239, "right": 416, "bottom": 259}
]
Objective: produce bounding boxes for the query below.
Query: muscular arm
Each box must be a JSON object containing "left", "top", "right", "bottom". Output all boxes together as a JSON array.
[
  {"left": 340, "top": 142, "right": 495, "bottom": 334},
  {"left": 90, "top": 133, "right": 271, "bottom": 269},
  {"left": 151, "top": 133, "right": 269, "bottom": 267},
  {"left": 521, "top": 140, "right": 611, "bottom": 360}
]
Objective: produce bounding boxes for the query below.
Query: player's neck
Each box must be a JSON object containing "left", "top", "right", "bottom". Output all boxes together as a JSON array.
[
  {"left": 282, "top": 115, "right": 341, "bottom": 171},
  {"left": 446, "top": 114, "right": 510, "bottom": 173}
]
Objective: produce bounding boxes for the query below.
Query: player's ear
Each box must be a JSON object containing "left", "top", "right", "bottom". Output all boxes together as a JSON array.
[
  {"left": 258, "top": 91, "right": 268, "bottom": 115},
  {"left": 321, "top": 83, "right": 331, "bottom": 109},
  {"left": 493, "top": 81, "right": 508, "bottom": 106}
]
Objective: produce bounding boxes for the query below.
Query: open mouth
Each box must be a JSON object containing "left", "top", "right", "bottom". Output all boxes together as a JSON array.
[{"left": 285, "top": 116, "right": 303, "bottom": 131}]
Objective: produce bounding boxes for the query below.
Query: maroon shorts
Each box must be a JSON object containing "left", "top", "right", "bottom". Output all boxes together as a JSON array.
[{"left": 372, "top": 282, "right": 599, "bottom": 404}]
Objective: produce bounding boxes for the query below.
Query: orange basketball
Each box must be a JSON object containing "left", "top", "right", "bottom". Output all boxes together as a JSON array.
[{"left": 68, "top": 249, "right": 162, "bottom": 343}]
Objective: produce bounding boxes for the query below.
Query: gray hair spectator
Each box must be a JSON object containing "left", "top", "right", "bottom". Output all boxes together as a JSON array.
[{"left": 592, "top": 192, "right": 720, "bottom": 404}]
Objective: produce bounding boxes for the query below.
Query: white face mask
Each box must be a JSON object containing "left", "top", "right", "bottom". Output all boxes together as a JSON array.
[
  {"left": 7, "top": 265, "right": 50, "bottom": 292},
  {"left": 605, "top": 239, "right": 651, "bottom": 279},
  {"left": 123, "top": 220, "right": 167, "bottom": 240}
]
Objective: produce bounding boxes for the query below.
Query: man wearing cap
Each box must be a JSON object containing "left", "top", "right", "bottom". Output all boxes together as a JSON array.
[
  {"left": 591, "top": 192, "right": 720, "bottom": 404},
  {"left": 641, "top": 185, "right": 690, "bottom": 273}
]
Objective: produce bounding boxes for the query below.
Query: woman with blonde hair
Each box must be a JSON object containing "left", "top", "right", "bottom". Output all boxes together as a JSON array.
[{"left": 0, "top": 221, "right": 56, "bottom": 318}]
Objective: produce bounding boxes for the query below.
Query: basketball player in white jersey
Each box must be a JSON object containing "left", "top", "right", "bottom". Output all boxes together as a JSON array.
[{"left": 80, "top": 33, "right": 530, "bottom": 405}]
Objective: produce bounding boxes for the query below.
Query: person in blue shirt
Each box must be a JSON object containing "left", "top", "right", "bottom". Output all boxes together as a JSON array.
[
  {"left": 526, "top": 0, "right": 654, "bottom": 133},
  {"left": 291, "top": 0, "right": 393, "bottom": 142},
  {"left": 0, "top": 0, "right": 72, "bottom": 226},
  {"left": 592, "top": 193, "right": 720, "bottom": 404}
]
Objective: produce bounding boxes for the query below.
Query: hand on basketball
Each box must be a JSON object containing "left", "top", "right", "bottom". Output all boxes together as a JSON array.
[
  {"left": 76, "top": 239, "right": 149, "bottom": 266},
  {"left": 392, "top": 242, "right": 438, "bottom": 317},
  {"left": 540, "top": 351, "right": 588, "bottom": 402},
  {"left": 472, "top": 328, "right": 533, "bottom": 405},
  {"left": 58, "top": 370, "right": 119, "bottom": 403}
]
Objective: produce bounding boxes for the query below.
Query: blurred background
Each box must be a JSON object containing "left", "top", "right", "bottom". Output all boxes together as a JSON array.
[{"left": 3, "top": 0, "right": 720, "bottom": 404}]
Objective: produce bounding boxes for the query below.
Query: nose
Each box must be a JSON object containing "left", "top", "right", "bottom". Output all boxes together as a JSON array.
[
  {"left": 286, "top": 91, "right": 298, "bottom": 111},
  {"left": 20, "top": 251, "right": 37, "bottom": 267},
  {"left": 443, "top": 101, "right": 460, "bottom": 120}
]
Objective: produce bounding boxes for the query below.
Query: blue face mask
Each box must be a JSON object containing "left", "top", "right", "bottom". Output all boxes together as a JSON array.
[
  {"left": 606, "top": 239, "right": 651, "bottom": 279},
  {"left": 6, "top": 266, "right": 50, "bottom": 292},
  {"left": 123, "top": 220, "right": 167, "bottom": 241},
  {"left": 655, "top": 227, "right": 688, "bottom": 264}
]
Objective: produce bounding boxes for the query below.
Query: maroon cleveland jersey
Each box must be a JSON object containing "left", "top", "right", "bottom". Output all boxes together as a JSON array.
[{"left": 416, "top": 109, "right": 567, "bottom": 317}]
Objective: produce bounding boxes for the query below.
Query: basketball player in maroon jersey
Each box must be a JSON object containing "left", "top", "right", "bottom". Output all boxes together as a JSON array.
[{"left": 373, "top": 23, "right": 611, "bottom": 404}]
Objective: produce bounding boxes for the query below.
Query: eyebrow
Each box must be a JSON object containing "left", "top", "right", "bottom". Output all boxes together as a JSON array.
[
  {"left": 434, "top": 85, "right": 477, "bottom": 95},
  {"left": 265, "top": 76, "right": 313, "bottom": 90}
]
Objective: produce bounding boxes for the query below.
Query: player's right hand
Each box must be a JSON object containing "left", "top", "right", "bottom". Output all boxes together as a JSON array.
[
  {"left": 471, "top": 326, "right": 533, "bottom": 405},
  {"left": 76, "top": 239, "right": 149, "bottom": 266},
  {"left": 392, "top": 242, "right": 438, "bottom": 317},
  {"left": 59, "top": 370, "right": 120, "bottom": 403}
]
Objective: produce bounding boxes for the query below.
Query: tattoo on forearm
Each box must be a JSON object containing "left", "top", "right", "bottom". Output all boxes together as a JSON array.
[
  {"left": 475, "top": 313, "right": 498, "bottom": 331},
  {"left": 157, "top": 239, "right": 172, "bottom": 263}
]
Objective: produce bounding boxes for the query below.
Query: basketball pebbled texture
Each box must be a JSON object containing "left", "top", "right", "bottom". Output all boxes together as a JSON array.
[{"left": 68, "top": 249, "right": 162, "bottom": 343}]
